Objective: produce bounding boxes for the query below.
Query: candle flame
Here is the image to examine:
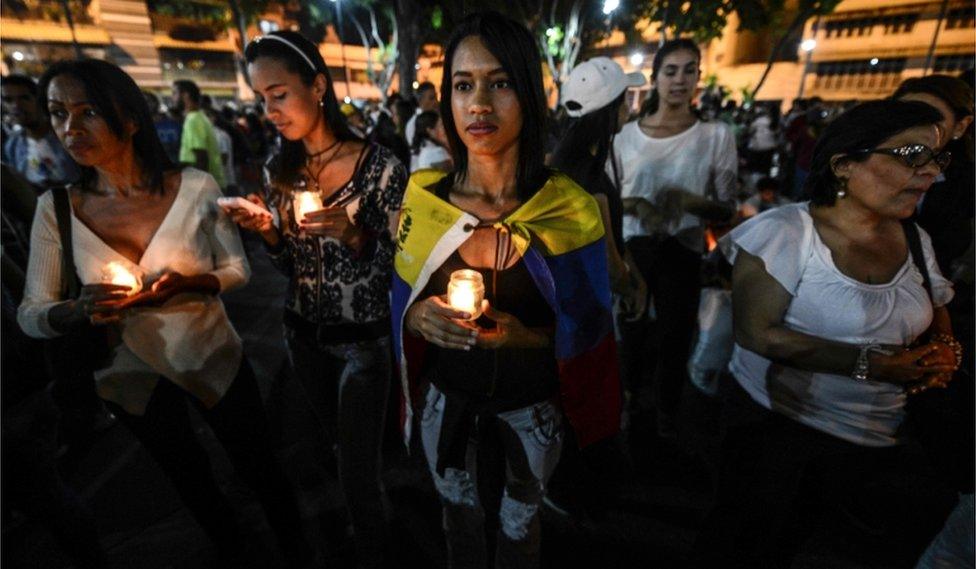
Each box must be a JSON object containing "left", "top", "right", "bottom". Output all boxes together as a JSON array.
[
  {"left": 294, "top": 191, "right": 323, "bottom": 224},
  {"left": 447, "top": 270, "right": 484, "bottom": 320},
  {"left": 104, "top": 262, "right": 141, "bottom": 294}
]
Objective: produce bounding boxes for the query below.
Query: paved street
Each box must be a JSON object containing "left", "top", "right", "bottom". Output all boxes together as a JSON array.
[{"left": 2, "top": 233, "right": 935, "bottom": 569}]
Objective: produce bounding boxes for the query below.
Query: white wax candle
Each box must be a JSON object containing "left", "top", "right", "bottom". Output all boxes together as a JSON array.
[
  {"left": 102, "top": 262, "right": 142, "bottom": 295},
  {"left": 449, "top": 283, "right": 478, "bottom": 314},
  {"left": 293, "top": 191, "right": 323, "bottom": 225},
  {"left": 447, "top": 270, "right": 484, "bottom": 320}
]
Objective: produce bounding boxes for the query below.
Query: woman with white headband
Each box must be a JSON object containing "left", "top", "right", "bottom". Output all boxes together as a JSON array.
[{"left": 228, "top": 30, "right": 407, "bottom": 569}]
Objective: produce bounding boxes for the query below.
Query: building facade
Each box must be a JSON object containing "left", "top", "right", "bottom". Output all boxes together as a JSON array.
[
  {"left": 0, "top": 0, "right": 387, "bottom": 100},
  {"left": 596, "top": 0, "right": 974, "bottom": 109}
]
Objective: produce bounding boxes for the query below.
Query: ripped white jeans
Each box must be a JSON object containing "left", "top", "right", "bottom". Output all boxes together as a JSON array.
[{"left": 420, "top": 384, "right": 563, "bottom": 569}]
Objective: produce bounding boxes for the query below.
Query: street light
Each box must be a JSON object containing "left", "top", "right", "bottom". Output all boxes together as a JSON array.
[
  {"left": 797, "top": 38, "right": 816, "bottom": 99},
  {"left": 603, "top": 0, "right": 619, "bottom": 15},
  {"left": 630, "top": 53, "right": 644, "bottom": 67}
]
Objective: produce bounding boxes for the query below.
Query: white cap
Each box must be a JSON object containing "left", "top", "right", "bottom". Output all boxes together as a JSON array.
[{"left": 560, "top": 57, "right": 646, "bottom": 118}]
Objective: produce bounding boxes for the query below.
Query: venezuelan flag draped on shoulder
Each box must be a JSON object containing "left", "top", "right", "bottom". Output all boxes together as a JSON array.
[{"left": 391, "top": 168, "right": 621, "bottom": 448}]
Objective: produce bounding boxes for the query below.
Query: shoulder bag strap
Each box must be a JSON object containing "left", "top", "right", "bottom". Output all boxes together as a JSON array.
[
  {"left": 50, "top": 187, "right": 81, "bottom": 300},
  {"left": 901, "top": 219, "right": 932, "bottom": 300}
]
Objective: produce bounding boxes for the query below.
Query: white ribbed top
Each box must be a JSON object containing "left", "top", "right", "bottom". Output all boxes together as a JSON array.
[{"left": 18, "top": 168, "right": 250, "bottom": 415}]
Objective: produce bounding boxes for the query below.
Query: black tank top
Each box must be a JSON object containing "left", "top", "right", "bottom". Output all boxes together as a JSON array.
[{"left": 418, "top": 178, "right": 558, "bottom": 411}]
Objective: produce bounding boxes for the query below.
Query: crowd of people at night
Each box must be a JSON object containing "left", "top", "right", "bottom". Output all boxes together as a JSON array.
[{"left": 1, "top": 10, "right": 973, "bottom": 569}]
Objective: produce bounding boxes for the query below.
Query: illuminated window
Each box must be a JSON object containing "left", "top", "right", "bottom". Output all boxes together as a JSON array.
[{"left": 946, "top": 8, "right": 975, "bottom": 30}]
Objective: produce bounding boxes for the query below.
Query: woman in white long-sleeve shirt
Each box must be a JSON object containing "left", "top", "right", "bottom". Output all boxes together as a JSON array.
[
  {"left": 18, "top": 59, "right": 315, "bottom": 567},
  {"left": 611, "top": 39, "right": 736, "bottom": 437}
]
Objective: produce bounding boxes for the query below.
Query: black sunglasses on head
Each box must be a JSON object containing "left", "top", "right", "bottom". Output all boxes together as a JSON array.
[{"left": 851, "top": 143, "right": 952, "bottom": 171}]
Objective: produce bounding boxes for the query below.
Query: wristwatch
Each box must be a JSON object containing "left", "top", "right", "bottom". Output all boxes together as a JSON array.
[{"left": 852, "top": 344, "right": 892, "bottom": 382}]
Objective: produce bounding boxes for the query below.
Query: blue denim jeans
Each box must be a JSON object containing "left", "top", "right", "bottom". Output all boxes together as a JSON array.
[
  {"left": 286, "top": 331, "right": 391, "bottom": 569},
  {"left": 916, "top": 494, "right": 975, "bottom": 569},
  {"left": 420, "top": 384, "right": 563, "bottom": 569}
]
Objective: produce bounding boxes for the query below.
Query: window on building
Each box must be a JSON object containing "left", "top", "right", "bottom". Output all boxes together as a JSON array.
[
  {"left": 934, "top": 54, "right": 975, "bottom": 73},
  {"left": 814, "top": 58, "right": 908, "bottom": 92},
  {"left": 946, "top": 7, "right": 975, "bottom": 30},
  {"left": 882, "top": 13, "right": 919, "bottom": 34},
  {"left": 822, "top": 15, "right": 879, "bottom": 38}
]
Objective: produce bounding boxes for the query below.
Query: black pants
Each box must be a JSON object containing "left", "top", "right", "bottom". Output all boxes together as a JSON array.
[
  {"left": 691, "top": 381, "right": 956, "bottom": 568},
  {"left": 106, "top": 360, "right": 312, "bottom": 566},
  {"left": 286, "top": 330, "right": 391, "bottom": 569},
  {"left": 3, "top": 393, "right": 108, "bottom": 569},
  {"left": 619, "top": 236, "right": 701, "bottom": 419}
]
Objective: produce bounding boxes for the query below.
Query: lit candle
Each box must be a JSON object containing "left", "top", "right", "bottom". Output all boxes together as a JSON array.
[
  {"left": 293, "top": 191, "right": 323, "bottom": 225},
  {"left": 447, "top": 269, "right": 485, "bottom": 320},
  {"left": 102, "top": 262, "right": 142, "bottom": 295}
]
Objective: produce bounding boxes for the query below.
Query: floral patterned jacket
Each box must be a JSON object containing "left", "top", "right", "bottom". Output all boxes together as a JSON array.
[{"left": 263, "top": 143, "right": 407, "bottom": 325}]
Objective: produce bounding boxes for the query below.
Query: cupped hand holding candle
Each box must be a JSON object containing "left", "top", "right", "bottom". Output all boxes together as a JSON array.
[
  {"left": 293, "top": 191, "right": 324, "bottom": 226},
  {"left": 101, "top": 261, "right": 142, "bottom": 295},
  {"left": 447, "top": 270, "right": 485, "bottom": 321}
]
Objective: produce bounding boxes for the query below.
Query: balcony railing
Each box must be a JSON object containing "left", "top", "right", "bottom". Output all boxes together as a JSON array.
[
  {"left": 0, "top": 0, "right": 94, "bottom": 25},
  {"left": 150, "top": 12, "right": 228, "bottom": 42}
]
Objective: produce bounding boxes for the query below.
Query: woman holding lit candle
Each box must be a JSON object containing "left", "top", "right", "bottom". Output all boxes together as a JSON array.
[
  {"left": 230, "top": 30, "right": 406, "bottom": 568},
  {"left": 17, "top": 59, "right": 315, "bottom": 567},
  {"left": 393, "top": 13, "right": 620, "bottom": 567}
]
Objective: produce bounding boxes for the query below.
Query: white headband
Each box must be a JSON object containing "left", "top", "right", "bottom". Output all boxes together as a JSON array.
[{"left": 250, "top": 34, "right": 317, "bottom": 72}]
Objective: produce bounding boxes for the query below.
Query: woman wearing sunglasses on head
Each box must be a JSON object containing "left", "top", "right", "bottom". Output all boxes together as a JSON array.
[
  {"left": 692, "top": 100, "right": 961, "bottom": 568},
  {"left": 392, "top": 12, "right": 619, "bottom": 568},
  {"left": 228, "top": 30, "right": 407, "bottom": 569}
]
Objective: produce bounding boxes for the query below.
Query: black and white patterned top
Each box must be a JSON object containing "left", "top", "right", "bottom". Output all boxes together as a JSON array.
[{"left": 263, "top": 143, "right": 407, "bottom": 325}]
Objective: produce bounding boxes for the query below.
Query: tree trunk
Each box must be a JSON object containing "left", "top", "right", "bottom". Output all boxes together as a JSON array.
[
  {"left": 923, "top": 0, "right": 950, "bottom": 73},
  {"left": 396, "top": 0, "right": 421, "bottom": 98},
  {"left": 228, "top": 0, "right": 250, "bottom": 79},
  {"left": 59, "top": 0, "right": 84, "bottom": 58},
  {"left": 750, "top": 7, "right": 813, "bottom": 100}
]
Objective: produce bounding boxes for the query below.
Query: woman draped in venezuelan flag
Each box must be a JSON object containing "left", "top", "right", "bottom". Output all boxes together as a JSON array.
[{"left": 391, "top": 12, "right": 620, "bottom": 568}]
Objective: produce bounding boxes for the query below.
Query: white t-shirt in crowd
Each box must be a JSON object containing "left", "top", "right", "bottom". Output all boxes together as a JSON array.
[
  {"left": 214, "top": 126, "right": 236, "bottom": 187},
  {"left": 721, "top": 203, "right": 954, "bottom": 447},
  {"left": 413, "top": 140, "right": 451, "bottom": 172},
  {"left": 404, "top": 109, "right": 422, "bottom": 149},
  {"left": 747, "top": 114, "right": 777, "bottom": 152},
  {"left": 611, "top": 119, "right": 738, "bottom": 252},
  {"left": 18, "top": 169, "right": 250, "bottom": 415}
]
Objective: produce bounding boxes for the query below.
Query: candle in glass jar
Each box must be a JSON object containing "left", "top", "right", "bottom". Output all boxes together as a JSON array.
[
  {"left": 102, "top": 261, "right": 142, "bottom": 295},
  {"left": 447, "top": 269, "right": 485, "bottom": 320},
  {"left": 293, "top": 191, "right": 323, "bottom": 225}
]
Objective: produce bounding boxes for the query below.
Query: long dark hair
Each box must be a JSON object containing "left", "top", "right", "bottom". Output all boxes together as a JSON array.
[
  {"left": 440, "top": 11, "right": 549, "bottom": 200},
  {"left": 892, "top": 74, "right": 974, "bottom": 162},
  {"left": 550, "top": 93, "right": 625, "bottom": 192},
  {"left": 411, "top": 110, "right": 440, "bottom": 155},
  {"left": 244, "top": 30, "right": 359, "bottom": 187},
  {"left": 640, "top": 39, "right": 701, "bottom": 117},
  {"left": 37, "top": 59, "right": 177, "bottom": 194},
  {"left": 806, "top": 100, "right": 943, "bottom": 206}
]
